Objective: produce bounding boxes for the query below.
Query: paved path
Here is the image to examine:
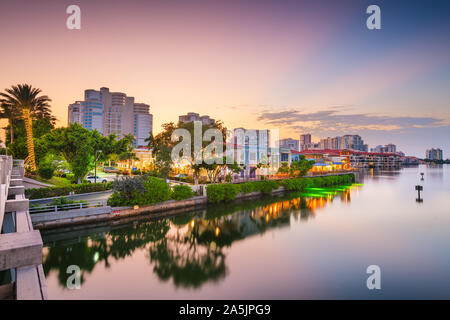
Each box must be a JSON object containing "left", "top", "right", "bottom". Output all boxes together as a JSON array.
[{"left": 30, "top": 190, "right": 113, "bottom": 205}]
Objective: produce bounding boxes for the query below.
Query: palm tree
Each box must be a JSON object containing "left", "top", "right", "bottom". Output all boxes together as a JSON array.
[
  {"left": 0, "top": 101, "right": 20, "bottom": 145},
  {"left": 0, "top": 84, "right": 52, "bottom": 171}
]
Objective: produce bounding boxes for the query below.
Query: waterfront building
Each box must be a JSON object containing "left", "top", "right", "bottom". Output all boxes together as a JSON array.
[
  {"left": 300, "top": 149, "right": 402, "bottom": 169},
  {"left": 278, "top": 138, "right": 299, "bottom": 151},
  {"left": 179, "top": 112, "right": 215, "bottom": 125},
  {"left": 402, "top": 156, "right": 419, "bottom": 166},
  {"left": 426, "top": 148, "right": 443, "bottom": 160},
  {"left": 68, "top": 87, "right": 153, "bottom": 147}
]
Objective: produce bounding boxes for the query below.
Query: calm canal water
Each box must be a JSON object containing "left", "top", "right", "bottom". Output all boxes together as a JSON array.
[{"left": 42, "top": 165, "right": 450, "bottom": 299}]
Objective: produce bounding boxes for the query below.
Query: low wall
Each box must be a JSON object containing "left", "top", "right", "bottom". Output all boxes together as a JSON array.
[
  {"left": 32, "top": 187, "right": 287, "bottom": 230},
  {"left": 31, "top": 206, "right": 111, "bottom": 224}
]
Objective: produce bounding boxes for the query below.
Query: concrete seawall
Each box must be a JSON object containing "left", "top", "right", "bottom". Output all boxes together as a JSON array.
[
  {"left": 32, "top": 187, "right": 286, "bottom": 230},
  {"left": 32, "top": 172, "right": 356, "bottom": 230}
]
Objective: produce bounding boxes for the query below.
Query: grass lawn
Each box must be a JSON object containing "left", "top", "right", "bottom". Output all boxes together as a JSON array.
[{"left": 35, "top": 176, "right": 72, "bottom": 187}]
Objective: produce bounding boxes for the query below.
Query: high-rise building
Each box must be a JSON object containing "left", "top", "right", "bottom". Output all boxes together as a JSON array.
[
  {"left": 426, "top": 148, "right": 443, "bottom": 160},
  {"left": 179, "top": 112, "right": 215, "bottom": 125},
  {"left": 68, "top": 87, "right": 153, "bottom": 147},
  {"left": 342, "top": 135, "right": 365, "bottom": 151},
  {"left": 300, "top": 134, "right": 312, "bottom": 151},
  {"left": 278, "top": 138, "right": 299, "bottom": 151},
  {"left": 133, "top": 103, "right": 153, "bottom": 147}
]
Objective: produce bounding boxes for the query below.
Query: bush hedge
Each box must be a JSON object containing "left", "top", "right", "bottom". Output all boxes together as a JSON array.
[
  {"left": 38, "top": 164, "right": 54, "bottom": 180},
  {"left": 171, "top": 185, "right": 194, "bottom": 201},
  {"left": 107, "top": 176, "right": 171, "bottom": 207},
  {"left": 25, "top": 182, "right": 112, "bottom": 200},
  {"left": 206, "top": 174, "right": 355, "bottom": 203}
]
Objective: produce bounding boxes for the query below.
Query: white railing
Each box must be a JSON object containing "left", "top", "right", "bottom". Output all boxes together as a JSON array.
[{"left": 29, "top": 200, "right": 107, "bottom": 214}]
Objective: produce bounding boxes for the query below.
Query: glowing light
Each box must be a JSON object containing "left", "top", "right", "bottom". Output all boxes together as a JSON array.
[{"left": 215, "top": 227, "right": 220, "bottom": 237}]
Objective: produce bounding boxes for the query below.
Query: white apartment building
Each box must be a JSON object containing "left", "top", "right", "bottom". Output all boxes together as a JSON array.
[{"left": 68, "top": 87, "right": 153, "bottom": 147}]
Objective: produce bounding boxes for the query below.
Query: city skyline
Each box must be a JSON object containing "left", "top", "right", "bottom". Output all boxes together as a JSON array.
[{"left": 1, "top": 0, "right": 449, "bottom": 157}]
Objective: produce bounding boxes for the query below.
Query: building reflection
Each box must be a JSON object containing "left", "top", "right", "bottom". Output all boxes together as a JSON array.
[{"left": 42, "top": 184, "right": 360, "bottom": 290}]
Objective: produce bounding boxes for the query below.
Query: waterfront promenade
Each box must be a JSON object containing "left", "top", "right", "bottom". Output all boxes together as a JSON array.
[{"left": 0, "top": 156, "right": 47, "bottom": 300}]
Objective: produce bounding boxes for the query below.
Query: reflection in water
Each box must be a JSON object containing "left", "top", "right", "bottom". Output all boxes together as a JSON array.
[{"left": 43, "top": 184, "right": 360, "bottom": 289}]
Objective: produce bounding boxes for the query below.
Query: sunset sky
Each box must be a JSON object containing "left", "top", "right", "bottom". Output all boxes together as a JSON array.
[{"left": 1, "top": 0, "right": 449, "bottom": 157}]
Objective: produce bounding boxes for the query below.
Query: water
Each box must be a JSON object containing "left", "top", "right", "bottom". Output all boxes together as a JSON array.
[{"left": 42, "top": 165, "right": 450, "bottom": 299}]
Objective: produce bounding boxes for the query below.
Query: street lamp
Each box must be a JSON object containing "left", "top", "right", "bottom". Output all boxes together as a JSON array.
[{"left": 94, "top": 150, "right": 102, "bottom": 183}]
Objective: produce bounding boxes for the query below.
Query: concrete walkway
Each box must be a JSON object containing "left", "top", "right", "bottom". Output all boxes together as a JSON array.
[{"left": 22, "top": 177, "right": 52, "bottom": 189}]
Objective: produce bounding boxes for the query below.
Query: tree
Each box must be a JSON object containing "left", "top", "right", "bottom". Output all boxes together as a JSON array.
[
  {"left": 0, "top": 84, "right": 53, "bottom": 171},
  {"left": 146, "top": 123, "right": 177, "bottom": 179},
  {"left": 116, "top": 134, "right": 138, "bottom": 173},
  {"left": 278, "top": 162, "right": 290, "bottom": 174},
  {"left": 5, "top": 117, "right": 54, "bottom": 164},
  {"left": 45, "top": 124, "right": 132, "bottom": 183},
  {"left": 149, "top": 121, "right": 227, "bottom": 184},
  {"left": 0, "top": 101, "right": 20, "bottom": 145},
  {"left": 204, "top": 157, "right": 242, "bottom": 183},
  {"left": 288, "top": 156, "right": 315, "bottom": 177},
  {"left": 45, "top": 124, "right": 95, "bottom": 183}
]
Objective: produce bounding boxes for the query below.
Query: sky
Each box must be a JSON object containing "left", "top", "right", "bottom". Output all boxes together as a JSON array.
[{"left": 0, "top": 0, "right": 449, "bottom": 157}]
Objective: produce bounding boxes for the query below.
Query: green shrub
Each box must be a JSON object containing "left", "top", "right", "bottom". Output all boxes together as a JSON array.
[
  {"left": 25, "top": 186, "right": 72, "bottom": 199},
  {"left": 107, "top": 192, "right": 126, "bottom": 207},
  {"left": 206, "top": 184, "right": 225, "bottom": 204},
  {"left": 239, "top": 182, "right": 255, "bottom": 193},
  {"left": 25, "top": 181, "right": 113, "bottom": 200},
  {"left": 259, "top": 180, "right": 279, "bottom": 194},
  {"left": 38, "top": 164, "right": 54, "bottom": 180},
  {"left": 108, "top": 176, "right": 171, "bottom": 206},
  {"left": 142, "top": 177, "right": 171, "bottom": 204},
  {"left": 72, "top": 183, "right": 108, "bottom": 194},
  {"left": 171, "top": 185, "right": 194, "bottom": 200},
  {"left": 223, "top": 184, "right": 239, "bottom": 201}
]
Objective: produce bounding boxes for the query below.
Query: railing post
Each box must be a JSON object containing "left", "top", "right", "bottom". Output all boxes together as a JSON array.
[{"left": 54, "top": 205, "right": 58, "bottom": 212}]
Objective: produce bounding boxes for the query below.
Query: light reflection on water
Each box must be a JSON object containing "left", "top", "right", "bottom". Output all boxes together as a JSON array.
[{"left": 42, "top": 165, "right": 450, "bottom": 299}]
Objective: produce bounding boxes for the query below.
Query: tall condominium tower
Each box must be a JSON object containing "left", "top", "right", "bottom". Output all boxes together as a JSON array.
[
  {"left": 68, "top": 87, "right": 153, "bottom": 147},
  {"left": 300, "top": 134, "right": 312, "bottom": 151},
  {"left": 426, "top": 148, "right": 443, "bottom": 160}
]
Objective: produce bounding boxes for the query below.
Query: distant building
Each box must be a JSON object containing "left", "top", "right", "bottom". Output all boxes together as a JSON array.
[
  {"left": 278, "top": 138, "right": 299, "bottom": 151},
  {"left": 133, "top": 103, "right": 153, "bottom": 147},
  {"left": 300, "top": 134, "right": 312, "bottom": 151},
  {"left": 342, "top": 135, "right": 365, "bottom": 151},
  {"left": 232, "top": 128, "right": 270, "bottom": 178},
  {"left": 371, "top": 144, "right": 396, "bottom": 153},
  {"left": 68, "top": 87, "right": 153, "bottom": 147},
  {"left": 426, "top": 148, "right": 443, "bottom": 160},
  {"left": 179, "top": 112, "right": 215, "bottom": 125},
  {"left": 300, "top": 149, "right": 402, "bottom": 169},
  {"left": 402, "top": 156, "right": 419, "bottom": 166}
]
